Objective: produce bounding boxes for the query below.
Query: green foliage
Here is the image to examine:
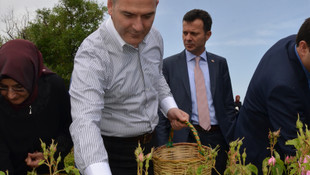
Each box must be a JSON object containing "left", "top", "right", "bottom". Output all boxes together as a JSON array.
[
  {"left": 262, "top": 129, "right": 285, "bottom": 175},
  {"left": 0, "top": 145, "right": 77, "bottom": 175},
  {"left": 64, "top": 148, "right": 75, "bottom": 167},
  {"left": 262, "top": 155, "right": 285, "bottom": 175},
  {"left": 27, "top": 139, "right": 80, "bottom": 175},
  {"left": 285, "top": 115, "right": 310, "bottom": 174},
  {"left": 135, "top": 142, "right": 154, "bottom": 175},
  {"left": 224, "top": 138, "right": 258, "bottom": 175},
  {"left": 185, "top": 145, "right": 219, "bottom": 175},
  {"left": 24, "top": 0, "right": 107, "bottom": 88}
]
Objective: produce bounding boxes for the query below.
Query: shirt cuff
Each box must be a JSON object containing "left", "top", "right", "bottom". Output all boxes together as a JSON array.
[
  {"left": 84, "top": 162, "right": 112, "bottom": 175},
  {"left": 160, "top": 96, "right": 178, "bottom": 117}
]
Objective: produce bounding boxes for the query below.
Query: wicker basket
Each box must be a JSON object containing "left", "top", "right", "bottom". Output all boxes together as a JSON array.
[{"left": 153, "top": 122, "right": 212, "bottom": 175}]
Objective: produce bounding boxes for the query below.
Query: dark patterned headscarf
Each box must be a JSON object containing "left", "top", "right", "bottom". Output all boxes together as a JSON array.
[{"left": 0, "top": 39, "right": 54, "bottom": 107}]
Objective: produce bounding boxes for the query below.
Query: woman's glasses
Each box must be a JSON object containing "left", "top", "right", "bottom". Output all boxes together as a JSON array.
[{"left": 0, "top": 85, "right": 26, "bottom": 93}]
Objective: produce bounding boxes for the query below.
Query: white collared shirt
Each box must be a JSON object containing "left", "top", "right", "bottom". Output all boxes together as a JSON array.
[{"left": 69, "top": 17, "right": 177, "bottom": 175}]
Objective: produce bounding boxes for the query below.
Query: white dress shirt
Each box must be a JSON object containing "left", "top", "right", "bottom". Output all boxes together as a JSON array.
[{"left": 69, "top": 17, "right": 177, "bottom": 175}]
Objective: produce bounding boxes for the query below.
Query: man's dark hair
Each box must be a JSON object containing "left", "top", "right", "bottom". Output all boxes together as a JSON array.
[
  {"left": 183, "top": 9, "right": 212, "bottom": 33},
  {"left": 296, "top": 17, "right": 310, "bottom": 47}
]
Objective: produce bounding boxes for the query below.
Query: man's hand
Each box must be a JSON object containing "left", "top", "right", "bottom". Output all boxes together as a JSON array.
[
  {"left": 167, "top": 108, "right": 189, "bottom": 130},
  {"left": 25, "top": 152, "right": 44, "bottom": 168}
]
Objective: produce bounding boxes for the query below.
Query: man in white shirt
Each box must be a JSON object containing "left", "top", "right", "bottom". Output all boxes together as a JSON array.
[{"left": 69, "top": 0, "right": 189, "bottom": 174}]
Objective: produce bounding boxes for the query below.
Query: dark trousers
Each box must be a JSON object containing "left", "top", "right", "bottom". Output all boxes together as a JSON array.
[
  {"left": 188, "top": 127, "right": 228, "bottom": 175},
  {"left": 102, "top": 133, "right": 157, "bottom": 175}
]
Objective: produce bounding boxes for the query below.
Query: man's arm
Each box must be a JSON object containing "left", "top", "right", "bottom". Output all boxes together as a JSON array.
[
  {"left": 69, "top": 45, "right": 112, "bottom": 175},
  {"left": 158, "top": 83, "right": 189, "bottom": 130}
]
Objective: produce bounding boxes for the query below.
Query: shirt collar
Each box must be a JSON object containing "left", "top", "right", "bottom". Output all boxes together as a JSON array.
[
  {"left": 106, "top": 17, "right": 126, "bottom": 47},
  {"left": 185, "top": 50, "right": 207, "bottom": 62},
  {"left": 295, "top": 44, "right": 310, "bottom": 89}
]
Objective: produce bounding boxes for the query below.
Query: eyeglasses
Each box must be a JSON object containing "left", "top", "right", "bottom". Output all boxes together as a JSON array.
[{"left": 0, "top": 86, "right": 26, "bottom": 93}]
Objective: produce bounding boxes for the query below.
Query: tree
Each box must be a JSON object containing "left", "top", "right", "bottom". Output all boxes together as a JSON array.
[
  {"left": 25, "top": 0, "right": 107, "bottom": 87},
  {"left": 0, "top": 8, "right": 31, "bottom": 42}
]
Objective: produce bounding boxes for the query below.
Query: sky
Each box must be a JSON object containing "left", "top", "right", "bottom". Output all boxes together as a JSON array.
[{"left": 0, "top": 0, "right": 310, "bottom": 100}]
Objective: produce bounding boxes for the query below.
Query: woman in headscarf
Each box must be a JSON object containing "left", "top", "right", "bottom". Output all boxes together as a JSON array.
[{"left": 0, "top": 39, "right": 73, "bottom": 174}]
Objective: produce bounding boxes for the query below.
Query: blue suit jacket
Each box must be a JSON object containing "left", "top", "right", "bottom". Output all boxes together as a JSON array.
[
  {"left": 156, "top": 50, "right": 235, "bottom": 145},
  {"left": 234, "top": 35, "right": 310, "bottom": 171}
]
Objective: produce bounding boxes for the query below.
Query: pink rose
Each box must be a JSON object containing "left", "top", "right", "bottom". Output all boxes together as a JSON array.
[
  {"left": 268, "top": 156, "right": 276, "bottom": 166},
  {"left": 285, "top": 156, "right": 290, "bottom": 164},
  {"left": 138, "top": 153, "right": 144, "bottom": 162},
  {"left": 303, "top": 155, "right": 310, "bottom": 164},
  {"left": 285, "top": 156, "right": 294, "bottom": 164}
]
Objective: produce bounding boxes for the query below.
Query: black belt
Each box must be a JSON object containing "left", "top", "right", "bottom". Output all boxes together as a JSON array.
[
  {"left": 193, "top": 125, "right": 220, "bottom": 132},
  {"left": 102, "top": 131, "right": 154, "bottom": 144}
]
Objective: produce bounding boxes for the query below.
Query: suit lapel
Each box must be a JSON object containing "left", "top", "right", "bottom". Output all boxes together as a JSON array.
[
  {"left": 178, "top": 51, "right": 191, "bottom": 99},
  {"left": 206, "top": 51, "right": 216, "bottom": 98}
]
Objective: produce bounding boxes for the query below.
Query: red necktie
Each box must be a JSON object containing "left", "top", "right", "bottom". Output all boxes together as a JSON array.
[{"left": 194, "top": 56, "right": 211, "bottom": 130}]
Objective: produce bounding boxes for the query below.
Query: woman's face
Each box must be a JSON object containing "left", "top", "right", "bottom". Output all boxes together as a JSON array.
[{"left": 0, "top": 78, "right": 30, "bottom": 105}]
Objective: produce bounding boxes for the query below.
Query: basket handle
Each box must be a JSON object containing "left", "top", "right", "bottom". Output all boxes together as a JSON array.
[{"left": 166, "top": 121, "right": 205, "bottom": 156}]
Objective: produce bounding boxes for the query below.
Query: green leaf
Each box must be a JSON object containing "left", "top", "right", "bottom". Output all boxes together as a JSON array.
[
  {"left": 302, "top": 162, "right": 310, "bottom": 171},
  {"left": 274, "top": 151, "right": 280, "bottom": 159},
  {"left": 246, "top": 164, "right": 258, "bottom": 175},
  {"left": 38, "top": 159, "right": 45, "bottom": 165},
  {"left": 286, "top": 138, "right": 299, "bottom": 147},
  {"left": 262, "top": 157, "right": 269, "bottom": 167},
  {"left": 291, "top": 166, "right": 300, "bottom": 175},
  {"left": 223, "top": 168, "right": 230, "bottom": 175},
  {"left": 270, "top": 160, "right": 285, "bottom": 175},
  {"left": 64, "top": 166, "right": 80, "bottom": 175},
  {"left": 196, "top": 165, "right": 203, "bottom": 175}
]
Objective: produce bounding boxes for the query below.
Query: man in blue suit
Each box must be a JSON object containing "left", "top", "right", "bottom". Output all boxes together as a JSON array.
[
  {"left": 234, "top": 17, "right": 310, "bottom": 173},
  {"left": 156, "top": 9, "right": 236, "bottom": 174}
]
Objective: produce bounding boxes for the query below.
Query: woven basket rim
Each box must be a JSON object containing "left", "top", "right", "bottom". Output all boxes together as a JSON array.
[
  {"left": 153, "top": 142, "right": 213, "bottom": 175},
  {"left": 153, "top": 142, "right": 211, "bottom": 161}
]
